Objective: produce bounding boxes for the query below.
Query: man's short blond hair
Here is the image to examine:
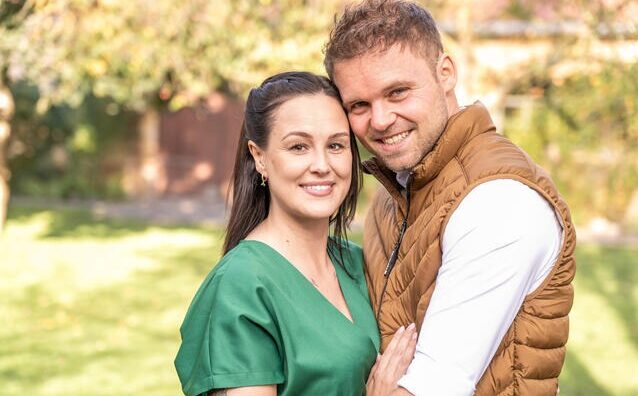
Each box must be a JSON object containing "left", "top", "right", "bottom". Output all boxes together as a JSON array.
[{"left": 324, "top": 0, "right": 443, "bottom": 78}]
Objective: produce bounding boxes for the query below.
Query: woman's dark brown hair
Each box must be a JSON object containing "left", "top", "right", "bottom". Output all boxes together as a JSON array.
[{"left": 223, "top": 71, "right": 362, "bottom": 266}]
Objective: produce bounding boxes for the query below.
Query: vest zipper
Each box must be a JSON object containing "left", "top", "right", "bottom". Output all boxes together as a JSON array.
[{"left": 375, "top": 172, "right": 413, "bottom": 321}]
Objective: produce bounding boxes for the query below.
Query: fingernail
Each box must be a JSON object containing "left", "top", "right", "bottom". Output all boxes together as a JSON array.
[
  {"left": 398, "top": 325, "right": 405, "bottom": 332},
  {"left": 407, "top": 323, "right": 416, "bottom": 330}
]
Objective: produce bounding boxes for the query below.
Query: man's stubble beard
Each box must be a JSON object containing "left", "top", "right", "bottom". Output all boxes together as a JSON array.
[{"left": 385, "top": 109, "right": 449, "bottom": 173}]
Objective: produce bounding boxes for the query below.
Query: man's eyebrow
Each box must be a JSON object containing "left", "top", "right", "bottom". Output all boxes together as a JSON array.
[
  {"left": 342, "top": 80, "right": 414, "bottom": 107},
  {"left": 382, "top": 79, "right": 414, "bottom": 93},
  {"left": 342, "top": 97, "right": 365, "bottom": 108}
]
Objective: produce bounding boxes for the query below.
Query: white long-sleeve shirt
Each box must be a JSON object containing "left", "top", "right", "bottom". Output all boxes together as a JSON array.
[{"left": 396, "top": 178, "right": 563, "bottom": 396}]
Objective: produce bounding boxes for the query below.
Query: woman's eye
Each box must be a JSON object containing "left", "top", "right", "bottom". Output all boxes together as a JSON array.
[
  {"left": 329, "top": 143, "right": 346, "bottom": 151},
  {"left": 290, "top": 143, "right": 307, "bottom": 151}
]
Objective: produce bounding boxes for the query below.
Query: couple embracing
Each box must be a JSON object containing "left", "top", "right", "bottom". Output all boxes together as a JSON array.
[{"left": 176, "top": 1, "right": 576, "bottom": 395}]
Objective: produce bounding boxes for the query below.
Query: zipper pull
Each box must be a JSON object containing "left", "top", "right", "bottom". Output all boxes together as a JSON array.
[{"left": 383, "top": 171, "right": 414, "bottom": 278}]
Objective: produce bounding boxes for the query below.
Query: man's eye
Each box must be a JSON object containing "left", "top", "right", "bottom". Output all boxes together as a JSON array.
[
  {"left": 349, "top": 102, "right": 367, "bottom": 113},
  {"left": 389, "top": 88, "right": 408, "bottom": 98}
]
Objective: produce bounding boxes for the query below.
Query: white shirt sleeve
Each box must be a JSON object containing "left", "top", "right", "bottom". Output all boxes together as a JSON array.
[{"left": 397, "top": 179, "right": 563, "bottom": 396}]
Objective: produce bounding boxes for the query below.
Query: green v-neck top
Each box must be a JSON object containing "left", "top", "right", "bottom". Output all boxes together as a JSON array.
[{"left": 175, "top": 239, "right": 380, "bottom": 396}]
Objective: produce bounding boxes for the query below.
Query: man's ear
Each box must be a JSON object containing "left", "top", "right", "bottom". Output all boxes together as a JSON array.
[
  {"left": 247, "top": 140, "right": 266, "bottom": 174},
  {"left": 437, "top": 53, "right": 457, "bottom": 94}
]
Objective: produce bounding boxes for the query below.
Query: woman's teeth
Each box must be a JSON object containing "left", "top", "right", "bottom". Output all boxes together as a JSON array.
[{"left": 303, "top": 185, "right": 331, "bottom": 191}]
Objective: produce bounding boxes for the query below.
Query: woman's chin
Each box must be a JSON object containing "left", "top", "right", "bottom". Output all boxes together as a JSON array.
[{"left": 293, "top": 206, "right": 340, "bottom": 223}]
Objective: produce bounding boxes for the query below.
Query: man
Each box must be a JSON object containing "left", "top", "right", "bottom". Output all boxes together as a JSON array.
[{"left": 323, "top": 1, "right": 576, "bottom": 395}]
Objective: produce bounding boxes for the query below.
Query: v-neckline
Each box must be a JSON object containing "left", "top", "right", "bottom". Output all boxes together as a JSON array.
[{"left": 241, "top": 239, "right": 356, "bottom": 324}]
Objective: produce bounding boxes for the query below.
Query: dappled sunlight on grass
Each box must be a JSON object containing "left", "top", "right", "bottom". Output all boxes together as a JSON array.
[
  {"left": 1, "top": 206, "right": 220, "bottom": 293},
  {"left": 1, "top": 206, "right": 223, "bottom": 395},
  {"left": 558, "top": 244, "right": 638, "bottom": 396},
  {"left": 574, "top": 245, "right": 637, "bottom": 347},
  {"left": 1, "top": 206, "right": 636, "bottom": 395}
]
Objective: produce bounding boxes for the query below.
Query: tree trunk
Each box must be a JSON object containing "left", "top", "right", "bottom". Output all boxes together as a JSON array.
[
  {"left": 138, "top": 108, "right": 164, "bottom": 198},
  {"left": 0, "top": 84, "right": 14, "bottom": 233}
]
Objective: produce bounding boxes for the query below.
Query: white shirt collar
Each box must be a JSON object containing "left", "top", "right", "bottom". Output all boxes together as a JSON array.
[{"left": 396, "top": 170, "right": 411, "bottom": 188}]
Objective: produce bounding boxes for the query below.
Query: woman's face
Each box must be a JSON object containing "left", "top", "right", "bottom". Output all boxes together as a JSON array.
[{"left": 251, "top": 93, "right": 353, "bottom": 223}]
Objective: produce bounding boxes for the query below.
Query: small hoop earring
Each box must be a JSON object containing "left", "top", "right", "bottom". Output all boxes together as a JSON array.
[{"left": 260, "top": 174, "right": 268, "bottom": 187}]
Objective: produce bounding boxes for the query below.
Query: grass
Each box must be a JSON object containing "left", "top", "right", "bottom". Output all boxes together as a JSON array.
[{"left": 1, "top": 205, "right": 636, "bottom": 395}]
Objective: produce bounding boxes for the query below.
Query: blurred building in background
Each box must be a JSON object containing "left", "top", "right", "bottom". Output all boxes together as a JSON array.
[
  {"left": 122, "top": 93, "right": 243, "bottom": 199},
  {"left": 2, "top": 0, "right": 637, "bottom": 231}
]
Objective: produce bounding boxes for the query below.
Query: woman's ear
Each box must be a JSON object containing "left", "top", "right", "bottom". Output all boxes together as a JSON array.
[
  {"left": 247, "top": 140, "right": 266, "bottom": 174},
  {"left": 437, "top": 53, "right": 457, "bottom": 94}
]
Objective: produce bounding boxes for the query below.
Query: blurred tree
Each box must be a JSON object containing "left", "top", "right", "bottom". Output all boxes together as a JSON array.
[
  {"left": 0, "top": 0, "right": 443, "bottom": 213},
  {"left": 0, "top": 0, "right": 343, "bottom": 209},
  {"left": 503, "top": 0, "right": 638, "bottom": 225},
  {"left": 2, "top": 0, "right": 636, "bottom": 227},
  {"left": 8, "top": 85, "right": 137, "bottom": 200},
  {"left": 432, "top": 0, "right": 638, "bottom": 225},
  {"left": 3, "top": 0, "right": 345, "bottom": 109},
  {"left": 0, "top": 84, "right": 12, "bottom": 232},
  {"left": 0, "top": 0, "right": 27, "bottom": 232},
  {"left": 506, "top": 60, "right": 638, "bottom": 225}
]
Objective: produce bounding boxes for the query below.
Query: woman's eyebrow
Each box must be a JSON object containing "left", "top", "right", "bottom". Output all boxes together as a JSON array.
[
  {"left": 282, "top": 131, "right": 349, "bottom": 139},
  {"left": 282, "top": 131, "right": 312, "bottom": 140}
]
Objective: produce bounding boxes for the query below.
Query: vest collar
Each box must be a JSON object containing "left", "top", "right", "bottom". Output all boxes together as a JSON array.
[{"left": 363, "top": 101, "right": 497, "bottom": 197}]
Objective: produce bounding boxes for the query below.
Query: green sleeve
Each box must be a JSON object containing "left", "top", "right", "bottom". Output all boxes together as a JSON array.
[{"left": 175, "top": 255, "right": 284, "bottom": 396}]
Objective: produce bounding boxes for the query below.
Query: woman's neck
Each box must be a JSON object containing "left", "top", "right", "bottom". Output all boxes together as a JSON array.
[{"left": 247, "top": 210, "right": 331, "bottom": 272}]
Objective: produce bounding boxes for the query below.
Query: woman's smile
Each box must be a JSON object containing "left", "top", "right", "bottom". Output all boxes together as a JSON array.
[{"left": 301, "top": 181, "right": 335, "bottom": 197}]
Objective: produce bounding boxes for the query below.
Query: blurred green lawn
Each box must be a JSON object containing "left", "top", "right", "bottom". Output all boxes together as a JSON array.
[{"left": 1, "top": 206, "right": 636, "bottom": 395}]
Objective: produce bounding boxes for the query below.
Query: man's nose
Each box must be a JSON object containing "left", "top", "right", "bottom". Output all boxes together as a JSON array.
[{"left": 370, "top": 101, "right": 396, "bottom": 132}]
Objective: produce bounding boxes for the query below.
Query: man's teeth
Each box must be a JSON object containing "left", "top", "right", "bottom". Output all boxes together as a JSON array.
[
  {"left": 381, "top": 131, "right": 409, "bottom": 145},
  {"left": 303, "top": 185, "right": 331, "bottom": 191}
]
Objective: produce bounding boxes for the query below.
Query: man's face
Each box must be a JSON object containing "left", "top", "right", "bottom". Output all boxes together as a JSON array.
[{"left": 332, "top": 44, "right": 449, "bottom": 172}]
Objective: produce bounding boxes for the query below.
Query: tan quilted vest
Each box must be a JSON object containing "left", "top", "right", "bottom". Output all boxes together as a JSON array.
[{"left": 363, "top": 102, "right": 576, "bottom": 395}]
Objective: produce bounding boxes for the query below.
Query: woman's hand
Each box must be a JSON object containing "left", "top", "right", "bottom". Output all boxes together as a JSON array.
[{"left": 366, "top": 323, "right": 417, "bottom": 396}]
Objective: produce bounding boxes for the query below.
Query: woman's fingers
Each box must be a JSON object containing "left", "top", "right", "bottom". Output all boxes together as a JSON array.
[
  {"left": 367, "top": 324, "right": 417, "bottom": 396},
  {"left": 394, "top": 323, "right": 416, "bottom": 358},
  {"left": 392, "top": 324, "right": 417, "bottom": 377},
  {"left": 404, "top": 328, "right": 417, "bottom": 365},
  {"left": 376, "top": 325, "right": 405, "bottom": 373},
  {"left": 366, "top": 354, "right": 380, "bottom": 387},
  {"left": 377, "top": 323, "right": 416, "bottom": 374},
  {"left": 386, "top": 323, "right": 416, "bottom": 375},
  {"left": 383, "top": 325, "right": 406, "bottom": 356}
]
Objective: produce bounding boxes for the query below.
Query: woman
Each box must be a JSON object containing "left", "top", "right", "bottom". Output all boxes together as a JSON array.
[{"left": 175, "top": 72, "right": 416, "bottom": 396}]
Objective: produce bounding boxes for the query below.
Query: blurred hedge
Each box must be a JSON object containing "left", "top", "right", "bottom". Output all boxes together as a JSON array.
[{"left": 505, "top": 61, "right": 638, "bottom": 226}]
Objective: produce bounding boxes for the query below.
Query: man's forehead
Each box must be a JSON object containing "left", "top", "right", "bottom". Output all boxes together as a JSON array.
[{"left": 333, "top": 47, "right": 423, "bottom": 99}]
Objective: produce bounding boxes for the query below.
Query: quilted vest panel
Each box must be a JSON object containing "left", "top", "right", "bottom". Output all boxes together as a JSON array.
[{"left": 363, "top": 103, "right": 576, "bottom": 395}]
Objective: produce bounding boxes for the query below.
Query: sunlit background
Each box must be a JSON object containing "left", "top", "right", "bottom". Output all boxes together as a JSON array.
[{"left": 0, "top": 0, "right": 636, "bottom": 395}]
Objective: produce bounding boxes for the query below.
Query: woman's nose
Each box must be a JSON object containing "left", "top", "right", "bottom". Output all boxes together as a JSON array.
[{"left": 309, "top": 150, "right": 330, "bottom": 174}]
